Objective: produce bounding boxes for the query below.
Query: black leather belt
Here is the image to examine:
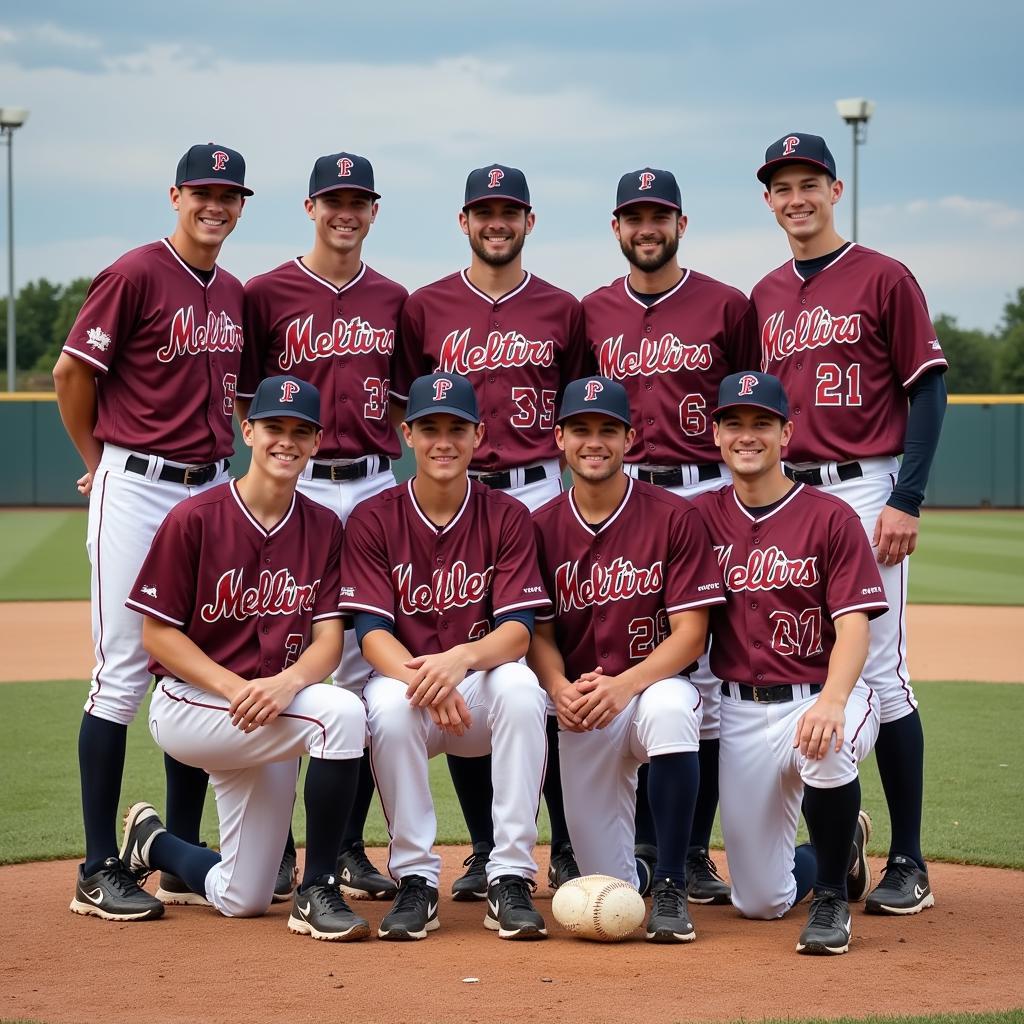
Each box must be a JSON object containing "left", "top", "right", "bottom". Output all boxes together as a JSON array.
[
  {"left": 125, "top": 455, "right": 225, "bottom": 487},
  {"left": 311, "top": 456, "right": 390, "bottom": 482},
  {"left": 634, "top": 463, "right": 721, "bottom": 487},
  {"left": 471, "top": 465, "right": 547, "bottom": 490},
  {"left": 785, "top": 461, "right": 863, "bottom": 486},
  {"left": 722, "top": 682, "right": 823, "bottom": 704}
]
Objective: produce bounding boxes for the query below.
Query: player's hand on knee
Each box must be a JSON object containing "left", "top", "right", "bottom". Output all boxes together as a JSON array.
[
  {"left": 428, "top": 690, "right": 472, "bottom": 736},
  {"left": 573, "top": 673, "right": 630, "bottom": 730},
  {"left": 872, "top": 505, "right": 919, "bottom": 566},
  {"left": 793, "top": 696, "right": 846, "bottom": 759},
  {"left": 230, "top": 675, "right": 298, "bottom": 732},
  {"left": 405, "top": 647, "right": 472, "bottom": 707},
  {"left": 553, "top": 681, "right": 585, "bottom": 732}
]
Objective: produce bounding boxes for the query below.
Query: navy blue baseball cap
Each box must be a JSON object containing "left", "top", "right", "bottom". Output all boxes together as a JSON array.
[
  {"left": 757, "top": 133, "right": 837, "bottom": 186},
  {"left": 558, "top": 376, "right": 632, "bottom": 427},
  {"left": 614, "top": 168, "right": 682, "bottom": 216},
  {"left": 464, "top": 163, "right": 531, "bottom": 209},
  {"left": 405, "top": 372, "right": 480, "bottom": 424},
  {"left": 248, "top": 375, "right": 322, "bottom": 427},
  {"left": 175, "top": 143, "right": 253, "bottom": 196},
  {"left": 309, "top": 152, "right": 380, "bottom": 200},
  {"left": 713, "top": 372, "right": 790, "bottom": 421}
]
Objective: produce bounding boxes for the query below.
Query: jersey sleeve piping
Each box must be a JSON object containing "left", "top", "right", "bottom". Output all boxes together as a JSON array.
[
  {"left": 902, "top": 358, "right": 949, "bottom": 389},
  {"left": 832, "top": 600, "right": 889, "bottom": 618},
  {"left": 338, "top": 600, "right": 395, "bottom": 621},
  {"left": 665, "top": 595, "right": 728, "bottom": 613},
  {"left": 493, "top": 597, "right": 551, "bottom": 616},
  {"left": 61, "top": 345, "right": 109, "bottom": 373},
  {"left": 312, "top": 610, "right": 346, "bottom": 622},
  {"left": 124, "top": 598, "right": 186, "bottom": 626}
]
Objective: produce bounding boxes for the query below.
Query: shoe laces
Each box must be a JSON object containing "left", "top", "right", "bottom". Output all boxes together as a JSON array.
[
  {"left": 688, "top": 848, "right": 723, "bottom": 881},
  {"left": 880, "top": 857, "right": 918, "bottom": 887},
  {"left": 807, "top": 891, "right": 846, "bottom": 927},
  {"left": 462, "top": 844, "right": 491, "bottom": 870},
  {"left": 551, "top": 844, "right": 581, "bottom": 878},
  {"left": 651, "top": 879, "right": 685, "bottom": 916},
  {"left": 308, "top": 876, "right": 353, "bottom": 915},
  {"left": 495, "top": 875, "right": 537, "bottom": 911},
  {"left": 104, "top": 857, "right": 150, "bottom": 895},
  {"left": 342, "top": 841, "right": 378, "bottom": 875},
  {"left": 392, "top": 875, "right": 433, "bottom": 914}
]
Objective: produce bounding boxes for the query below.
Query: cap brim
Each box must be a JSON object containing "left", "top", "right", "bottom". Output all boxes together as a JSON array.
[
  {"left": 613, "top": 196, "right": 681, "bottom": 216},
  {"left": 247, "top": 410, "right": 322, "bottom": 427},
  {"left": 179, "top": 177, "right": 254, "bottom": 196},
  {"left": 405, "top": 405, "right": 480, "bottom": 424},
  {"left": 463, "top": 193, "right": 531, "bottom": 209},
  {"left": 756, "top": 157, "right": 833, "bottom": 186},
  {"left": 712, "top": 400, "right": 788, "bottom": 420},
  {"left": 309, "top": 184, "right": 381, "bottom": 200},
  {"left": 558, "top": 405, "right": 631, "bottom": 428}
]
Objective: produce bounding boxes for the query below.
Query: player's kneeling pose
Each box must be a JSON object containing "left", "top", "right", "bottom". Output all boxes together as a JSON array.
[
  {"left": 528, "top": 377, "right": 726, "bottom": 943},
  {"left": 119, "top": 375, "right": 371, "bottom": 941},
  {"left": 692, "top": 372, "right": 885, "bottom": 955},
  {"left": 338, "top": 372, "right": 551, "bottom": 941}
]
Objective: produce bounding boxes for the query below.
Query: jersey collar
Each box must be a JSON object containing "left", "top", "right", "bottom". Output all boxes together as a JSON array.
[
  {"left": 406, "top": 477, "right": 472, "bottom": 535},
  {"left": 230, "top": 479, "right": 297, "bottom": 537},
  {"left": 788, "top": 242, "right": 857, "bottom": 282},
  {"left": 293, "top": 257, "right": 367, "bottom": 294},
  {"left": 459, "top": 268, "right": 531, "bottom": 306},
  {"left": 161, "top": 238, "right": 218, "bottom": 289},
  {"left": 568, "top": 475, "right": 633, "bottom": 535},
  {"left": 621, "top": 269, "right": 689, "bottom": 309},
  {"left": 730, "top": 482, "right": 803, "bottom": 523}
]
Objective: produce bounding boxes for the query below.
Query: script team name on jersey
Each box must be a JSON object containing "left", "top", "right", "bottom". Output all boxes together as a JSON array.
[
  {"left": 394, "top": 560, "right": 495, "bottom": 615},
  {"left": 200, "top": 568, "right": 321, "bottom": 622},
  {"left": 715, "top": 544, "right": 820, "bottom": 591},
  {"left": 760, "top": 306, "right": 862, "bottom": 363},
  {"left": 157, "top": 307, "right": 244, "bottom": 363},
  {"left": 437, "top": 328, "right": 555, "bottom": 374},
  {"left": 554, "top": 557, "right": 664, "bottom": 612},
  {"left": 597, "top": 333, "right": 712, "bottom": 378},
  {"left": 278, "top": 314, "right": 395, "bottom": 372}
]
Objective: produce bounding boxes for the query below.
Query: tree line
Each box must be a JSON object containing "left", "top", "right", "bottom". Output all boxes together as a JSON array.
[{"left": 2, "top": 277, "right": 1023, "bottom": 394}]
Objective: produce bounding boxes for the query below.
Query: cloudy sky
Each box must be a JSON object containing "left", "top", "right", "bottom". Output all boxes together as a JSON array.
[{"left": 2, "top": 1, "right": 1021, "bottom": 329}]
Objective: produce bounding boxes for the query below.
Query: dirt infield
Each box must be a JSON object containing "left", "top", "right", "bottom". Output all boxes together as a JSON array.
[
  {"left": 4, "top": 600, "right": 1021, "bottom": 684},
  {"left": 2, "top": 848, "right": 1021, "bottom": 1024}
]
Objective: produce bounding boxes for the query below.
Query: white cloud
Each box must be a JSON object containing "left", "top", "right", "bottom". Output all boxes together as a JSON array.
[{"left": 904, "top": 196, "right": 1024, "bottom": 230}]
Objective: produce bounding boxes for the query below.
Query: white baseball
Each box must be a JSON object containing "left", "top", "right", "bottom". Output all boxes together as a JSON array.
[{"left": 551, "top": 874, "right": 645, "bottom": 942}]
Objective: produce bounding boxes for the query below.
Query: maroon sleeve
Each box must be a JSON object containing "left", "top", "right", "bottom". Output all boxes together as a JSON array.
[
  {"left": 492, "top": 501, "right": 551, "bottom": 617},
  {"left": 388, "top": 291, "right": 411, "bottom": 402},
  {"left": 314, "top": 518, "right": 346, "bottom": 621},
  {"left": 663, "top": 505, "right": 726, "bottom": 613},
  {"left": 62, "top": 272, "right": 142, "bottom": 374},
  {"left": 393, "top": 296, "right": 426, "bottom": 400},
  {"left": 560, "top": 300, "right": 596, "bottom": 387},
  {"left": 881, "top": 274, "right": 948, "bottom": 389},
  {"left": 825, "top": 512, "right": 888, "bottom": 620},
  {"left": 531, "top": 514, "right": 556, "bottom": 622},
  {"left": 238, "top": 282, "right": 271, "bottom": 398},
  {"left": 125, "top": 512, "right": 199, "bottom": 627},
  {"left": 337, "top": 508, "right": 396, "bottom": 621},
  {"left": 728, "top": 297, "right": 762, "bottom": 373}
]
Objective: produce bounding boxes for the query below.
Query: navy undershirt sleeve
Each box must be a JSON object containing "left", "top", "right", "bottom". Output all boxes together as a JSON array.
[
  {"left": 354, "top": 612, "right": 395, "bottom": 645},
  {"left": 494, "top": 608, "right": 536, "bottom": 637},
  {"left": 888, "top": 368, "right": 947, "bottom": 517}
]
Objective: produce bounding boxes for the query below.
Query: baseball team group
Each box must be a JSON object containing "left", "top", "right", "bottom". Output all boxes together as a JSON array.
[{"left": 51, "top": 128, "right": 948, "bottom": 956}]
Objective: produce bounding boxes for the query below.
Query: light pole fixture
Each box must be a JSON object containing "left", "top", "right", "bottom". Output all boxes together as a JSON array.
[
  {"left": 835, "top": 98, "right": 874, "bottom": 244},
  {"left": 1, "top": 106, "right": 29, "bottom": 393}
]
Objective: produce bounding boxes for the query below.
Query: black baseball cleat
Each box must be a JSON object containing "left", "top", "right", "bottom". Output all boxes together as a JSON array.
[
  {"left": 646, "top": 878, "right": 696, "bottom": 943},
  {"left": 865, "top": 855, "right": 935, "bottom": 915},
  {"left": 547, "top": 842, "right": 581, "bottom": 891},
  {"left": 273, "top": 848, "right": 299, "bottom": 903},
  {"left": 484, "top": 875, "right": 547, "bottom": 940},
  {"left": 287, "top": 875, "right": 370, "bottom": 941},
  {"left": 635, "top": 842, "right": 658, "bottom": 897},
  {"left": 796, "top": 892, "right": 852, "bottom": 955},
  {"left": 846, "top": 810, "right": 873, "bottom": 903},
  {"left": 378, "top": 875, "right": 440, "bottom": 940},
  {"left": 337, "top": 841, "right": 397, "bottom": 900},
  {"left": 685, "top": 846, "right": 732, "bottom": 905},
  {"left": 119, "top": 801, "right": 166, "bottom": 879},
  {"left": 452, "top": 841, "right": 492, "bottom": 902},
  {"left": 155, "top": 871, "right": 211, "bottom": 907},
  {"left": 70, "top": 857, "right": 165, "bottom": 921}
]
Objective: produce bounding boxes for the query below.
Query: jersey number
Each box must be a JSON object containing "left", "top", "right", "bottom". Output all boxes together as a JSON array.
[
  {"left": 468, "top": 620, "right": 489, "bottom": 641},
  {"left": 678, "top": 394, "right": 708, "bottom": 436},
  {"left": 363, "top": 377, "right": 389, "bottom": 420},
  {"left": 222, "top": 373, "right": 237, "bottom": 416},
  {"left": 769, "top": 608, "right": 823, "bottom": 658},
  {"left": 627, "top": 611, "right": 669, "bottom": 660},
  {"left": 510, "top": 387, "right": 556, "bottom": 430},
  {"left": 815, "top": 363, "right": 862, "bottom": 407},
  {"left": 283, "top": 633, "right": 304, "bottom": 668}
]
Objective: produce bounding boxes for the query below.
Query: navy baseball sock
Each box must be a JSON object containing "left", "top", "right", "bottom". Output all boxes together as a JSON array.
[
  {"left": 149, "top": 832, "right": 220, "bottom": 897},
  {"left": 446, "top": 753, "right": 495, "bottom": 849},
  {"left": 543, "top": 714, "right": 572, "bottom": 850},
  {"left": 648, "top": 751, "right": 699, "bottom": 886},
  {"left": 79, "top": 712, "right": 127, "bottom": 875},
  {"left": 803, "top": 778, "right": 860, "bottom": 897},
  {"left": 690, "top": 738, "right": 721, "bottom": 850},
  {"left": 874, "top": 711, "right": 926, "bottom": 870},
  {"left": 633, "top": 763, "right": 656, "bottom": 847},
  {"left": 300, "top": 756, "right": 361, "bottom": 888},
  {"left": 163, "top": 752, "right": 209, "bottom": 845},
  {"left": 340, "top": 749, "right": 376, "bottom": 850},
  {"left": 793, "top": 843, "right": 817, "bottom": 902}
]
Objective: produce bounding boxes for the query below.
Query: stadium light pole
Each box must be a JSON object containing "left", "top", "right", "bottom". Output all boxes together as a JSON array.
[
  {"left": 835, "top": 98, "right": 875, "bottom": 244},
  {"left": 1, "top": 106, "right": 29, "bottom": 393}
]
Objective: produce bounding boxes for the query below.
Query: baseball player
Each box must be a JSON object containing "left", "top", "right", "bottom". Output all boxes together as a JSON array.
[
  {"left": 692, "top": 370, "right": 885, "bottom": 955},
  {"left": 338, "top": 372, "right": 551, "bottom": 941},
  {"left": 528, "top": 376, "right": 727, "bottom": 943},
  {"left": 752, "top": 133, "right": 948, "bottom": 915},
  {"left": 581, "top": 168, "right": 760, "bottom": 902},
  {"left": 117, "top": 375, "right": 370, "bottom": 941},
  {"left": 398, "top": 164, "right": 591, "bottom": 897},
  {"left": 56, "top": 143, "right": 251, "bottom": 921},
  {"left": 237, "top": 151, "right": 406, "bottom": 903}
]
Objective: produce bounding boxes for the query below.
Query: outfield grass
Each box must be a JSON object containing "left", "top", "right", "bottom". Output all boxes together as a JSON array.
[
  {"left": 2, "top": 508, "right": 1021, "bottom": 604},
  {"left": 0, "top": 678, "right": 1019, "bottom": 868}
]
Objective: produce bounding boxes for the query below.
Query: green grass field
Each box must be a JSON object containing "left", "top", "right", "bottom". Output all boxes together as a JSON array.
[
  {"left": 1, "top": 678, "right": 1020, "bottom": 868},
  {"left": 1, "top": 508, "right": 1021, "bottom": 604}
]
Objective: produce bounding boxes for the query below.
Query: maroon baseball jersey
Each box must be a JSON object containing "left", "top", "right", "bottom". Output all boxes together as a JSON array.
[
  {"left": 752, "top": 245, "right": 948, "bottom": 464},
  {"left": 532, "top": 478, "right": 725, "bottom": 681},
  {"left": 582, "top": 271, "right": 759, "bottom": 465},
  {"left": 338, "top": 478, "right": 550, "bottom": 654},
  {"left": 397, "top": 271, "right": 592, "bottom": 471},
  {"left": 126, "top": 481, "right": 344, "bottom": 679},
  {"left": 692, "top": 483, "right": 888, "bottom": 687},
  {"left": 240, "top": 259, "right": 408, "bottom": 460},
  {"left": 62, "top": 239, "right": 244, "bottom": 462}
]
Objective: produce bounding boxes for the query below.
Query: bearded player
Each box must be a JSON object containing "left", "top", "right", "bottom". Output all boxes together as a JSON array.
[
  {"left": 581, "top": 168, "right": 760, "bottom": 903},
  {"left": 529, "top": 376, "right": 726, "bottom": 943},
  {"left": 753, "top": 134, "right": 947, "bottom": 915},
  {"left": 237, "top": 152, "right": 406, "bottom": 904},
  {"left": 398, "top": 164, "right": 591, "bottom": 898},
  {"left": 118, "top": 375, "right": 370, "bottom": 941},
  {"left": 693, "top": 371, "right": 884, "bottom": 955},
  {"left": 338, "top": 372, "right": 551, "bottom": 941},
  {"left": 56, "top": 144, "right": 251, "bottom": 921}
]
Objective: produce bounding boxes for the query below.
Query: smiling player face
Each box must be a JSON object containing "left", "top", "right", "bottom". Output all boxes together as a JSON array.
[
  {"left": 459, "top": 200, "right": 535, "bottom": 268},
  {"left": 613, "top": 202, "right": 686, "bottom": 274},
  {"left": 713, "top": 406, "right": 793, "bottom": 481},
  {"left": 556, "top": 413, "right": 635, "bottom": 485},
  {"left": 402, "top": 413, "right": 484, "bottom": 483},
  {"left": 305, "top": 189, "right": 378, "bottom": 258},
  {"left": 244, "top": 416, "right": 322, "bottom": 482},
  {"left": 170, "top": 183, "right": 244, "bottom": 257},
  {"left": 764, "top": 165, "right": 843, "bottom": 248}
]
